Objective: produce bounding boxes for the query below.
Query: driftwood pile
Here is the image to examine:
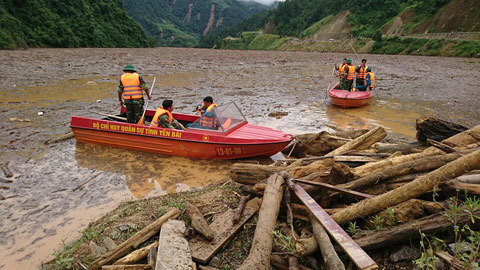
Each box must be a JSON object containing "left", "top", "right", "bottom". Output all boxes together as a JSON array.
[
  {"left": 229, "top": 118, "right": 480, "bottom": 269},
  {"left": 86, "top": 117, "right": 480, "bottom": 270}
]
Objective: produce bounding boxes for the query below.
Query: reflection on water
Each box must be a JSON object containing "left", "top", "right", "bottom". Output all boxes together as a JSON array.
[
  {"left": 311, "top": 97, "right": 434, "bottom": 138},
  {"left": 74, "top": 142, "right": 235, "bottom": 198}
]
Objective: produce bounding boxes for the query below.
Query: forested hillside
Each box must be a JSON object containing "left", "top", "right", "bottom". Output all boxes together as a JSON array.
[
  {"left": 121, "top": 0, "right": 270, "bottom": 47},
  {"left": 0, "top": 0, "right": 155, "bottom": 49},
  {"left": 204, "top": 0, "right": 480, "bottom": 57}
]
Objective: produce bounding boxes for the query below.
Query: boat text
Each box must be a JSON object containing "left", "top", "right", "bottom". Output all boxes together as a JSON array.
[
  {"left": 215, "top": 146, "right": 243, "bottom": 157},
  {"left": 92, "top": 121, "right": 182, "bottom": 138}
]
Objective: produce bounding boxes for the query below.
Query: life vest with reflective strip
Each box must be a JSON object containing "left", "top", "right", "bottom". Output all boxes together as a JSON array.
[
  {"left": 366, "top": 72, "right": 375, "bottom": 88},
  {"left": 198, "top": 103, "right": 217, "bottom": 114},
  {"left": 345, "top": 64, "right": 355, "bottom": 80},
  {"left": 199, "top": 104, "right": 218, "bottom": 128},
  {"left": 121, "top": 73, "right": 142, "bottom": 100},
  {"left": 150, "top": 107, "right": 173, "bottom": 127},
  {"left": 356, "top": 65, "right": 368, "bottom": 80},
  {"left": 338, "top": 63, "right": 346, "bottom": 77}
]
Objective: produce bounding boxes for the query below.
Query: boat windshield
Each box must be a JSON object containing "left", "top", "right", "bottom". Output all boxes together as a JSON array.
[{"left": 186, "top": 101, "right": 247, "bottom": 132}]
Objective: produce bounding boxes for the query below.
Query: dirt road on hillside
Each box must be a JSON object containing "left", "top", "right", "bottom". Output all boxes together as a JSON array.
[{"left": 0, "top": 48, "right": 479, "bottom": 269}]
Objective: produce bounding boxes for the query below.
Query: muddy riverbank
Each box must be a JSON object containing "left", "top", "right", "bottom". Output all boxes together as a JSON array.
[{"left": 0, "top": 48, "right": 479, "bottom": 269}]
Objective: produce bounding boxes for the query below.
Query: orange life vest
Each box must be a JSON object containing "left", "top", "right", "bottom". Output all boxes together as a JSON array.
[
  {"left": 150, "top": 107, "right": 173, "bottom": 127},
  {"left": 345, "top": 64, "right": 355, "bottom": 80},
  {"left": 338, "top": 63, "right": 347, "bottom": 77},
  {"left": 205, "top": 103, "right": 217, "bottom": 112},
  {"left": 121, "top": 73, "right": 143, "bottom": 100},
  {"left": 199, "top": 104, "right": 218, "bottom": 129},
  {"left": 366, "top": 72, "right": 375, "bottom": 88},
  {"left": 356, "top": 65, "right": 368, "bottom": 80}
]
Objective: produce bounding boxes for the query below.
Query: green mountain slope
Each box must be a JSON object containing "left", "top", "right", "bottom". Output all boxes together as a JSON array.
[
  {"left": 0, "top": 0, "right": 155, "bottom": 49},
  {"left": 121, "top": 0, "right": 270, "bottom": 47},
  {"left": 210, "top": 0, "right": 480, "bottom": 57}
]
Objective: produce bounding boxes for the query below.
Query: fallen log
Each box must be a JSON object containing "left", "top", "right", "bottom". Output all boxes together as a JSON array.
[
  {"left": 232, "top": 195, "right": 250, "bottom": 224},
  {"left": 340, "top": 151, "right": 467, "bottom": 191},
  {"left": 442, "top": 180, "right": 480, "bottom": 194},
  {"left": 230, "top": 163, "right": 283, "bottom": 184},
  {"left": 353, "top": 210, "right": 480, "bottom": 250},
  {"left": 281, "top": 131, "right": 350, "bottom": 158},
  {"left": 326, "top": 126, "right": 387, "bottom": 156},
  {"left": 434, "top": 250, "right": 464, "bottom": 270},
  {"left": 427, "top": 139, "right": 457, "bottom": 153},
  {"left": 416, "top": 117, "right": 468, "bottom": 144},
  {"left": 238, "top": 173, "right": 285, "bottom": 270},
  {"left": 294, "top": 237, "right": 318, "bottom": 257},
  {"left": 353, "top": 125, "right": 480, "bottom": 178},
  {"left": 113, "top": 242, "right": 158, "bottom": 265},
  {"left": 101, "top": 265, "right": 151, "bottom": 270},
  {"left": 455, "top": 173, "right": 480, "bottom": 184},
  {"left": 186, "top": 203, "right": 214, "bottom": 241},
  {"left": 373, "top": 142, "right": 424, "bottom": 154},
  {"left": 147, "top": 246, "right": 156, "bottom": 268},
  {"left": 331, "top": 149, "right": 480, "bottom": 225},
  {"left": 310, "top": 213, "right": 345, "bottom": 270},
  {"left": 90, "top": 208, "right": 181, "bottom": 270}
]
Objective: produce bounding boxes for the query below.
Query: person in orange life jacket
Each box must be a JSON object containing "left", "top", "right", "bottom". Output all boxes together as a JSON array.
[
  {"left": 355, "top": 59, "right": 368, "bottom": 86},
  {"left": 198, "top": 100, "right": 219, "bottom": 129},
  {"left": 196, "top": 96, "right": 215, "bottom": 115},
  {"left": 334, "top": 58, "right": 347, "bottom": 90},
  {"left": 343, "top": 59, "right": 355, "bottom": 91},
  {"left": 117, "top": 65, "right": 151, "bottom": 123},
  {"left": 150, "top": 99, "right": 184, "bottom": 130},
  {"left": 356, "top": 67, "right": 375, "bottom": 91}
]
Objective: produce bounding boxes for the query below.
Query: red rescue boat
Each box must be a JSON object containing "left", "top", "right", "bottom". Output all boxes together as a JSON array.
[
  {"left": 70, "top": 102, "right": 293, "bottom": 160},
  {"left": 327, "top": 82, "right": 371, "bottom": 108}
]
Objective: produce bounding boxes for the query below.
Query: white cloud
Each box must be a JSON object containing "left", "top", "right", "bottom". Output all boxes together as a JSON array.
[{"left": 238, "top": 0, "right": 279, "bottom": 6}]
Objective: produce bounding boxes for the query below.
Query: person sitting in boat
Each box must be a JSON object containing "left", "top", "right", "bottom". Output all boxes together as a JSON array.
[
  {"left": 355, "top": 59, "right": 368, "bottom": 87},
  {"left": 356, "top": 67, "right": 375, "bottom": 91},
  {"left": 117, "top": 64, "right": 151, "bottom": 123},
  {"left": 150, "top": 99, "right": 185, "bottom": 130},
  {"left": 196, "top": 96, "right": 216, "bottom": 115},
  {"left": 343, "top": 59, "right": 355, "bottom": 91}
]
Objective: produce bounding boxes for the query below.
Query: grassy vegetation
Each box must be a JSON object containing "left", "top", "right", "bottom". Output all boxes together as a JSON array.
[
  {"left": 416, "top": 192, "right": 480, "bottom": 269},
  {"left": 370, "top": 36, "right": 480, "bottom": 57},
  {"left": 300, "top": 14, "right": 334, "bottom": 39},
  {"left": 247, "top": 34, "right": 289, "bottom": 50}
]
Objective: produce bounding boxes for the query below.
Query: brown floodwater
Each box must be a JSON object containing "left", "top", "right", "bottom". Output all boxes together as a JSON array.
[{"left": 0, "top": 48, "right": 479, "bottom": 269}]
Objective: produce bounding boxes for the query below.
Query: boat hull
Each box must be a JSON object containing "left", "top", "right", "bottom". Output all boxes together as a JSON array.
[
  {"left": 70, "top": 114, "right": 292, "bottom": 160},
  {"left": 327, "top": 82, "right": 371, "bottom": 108}
]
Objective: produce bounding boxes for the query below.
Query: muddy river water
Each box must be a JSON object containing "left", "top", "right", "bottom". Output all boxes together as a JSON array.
[{"left": 0, "top": 48, "right": 479, "bottom": 269}]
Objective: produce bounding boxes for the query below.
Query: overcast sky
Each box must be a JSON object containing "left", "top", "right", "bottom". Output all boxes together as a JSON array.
[{"left": 240, "top": 0, "right": 278, "bottom": 6}]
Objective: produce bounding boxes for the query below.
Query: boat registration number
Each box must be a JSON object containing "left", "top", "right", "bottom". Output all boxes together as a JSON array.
[{"left": 215, "top": 147, "right": 243, "bottom": 157}]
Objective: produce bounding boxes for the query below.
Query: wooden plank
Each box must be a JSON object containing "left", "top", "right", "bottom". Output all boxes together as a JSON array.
[
  {"left": 333, "top": 155, "right": 380, "bottom": 163},
  {"left": 291, "top": 184, "right": 378, "bottom": 270},
  {"left": 189, "top": 197, "right": 260, "bottom": 264},
  {"left": 294, "top": 178, "right": 375, "bottom": 199},
  {"left": 101, "top": 265, "right": 151, "bottom": 270}
]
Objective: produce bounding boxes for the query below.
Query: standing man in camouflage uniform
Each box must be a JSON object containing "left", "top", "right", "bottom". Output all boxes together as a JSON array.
[
  {"left": 343, "top": 59, "right": 355, "bottom": 91},
  {"left": 118, "top": 65, "right": 151, "bottom": 124},
  {"left": 334, "top": 58, "right": 347, "bottom": 90}
]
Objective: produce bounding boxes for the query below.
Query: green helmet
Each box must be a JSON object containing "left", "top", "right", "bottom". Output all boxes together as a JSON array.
[
  {"left": 346, "top": 59, "right": 352, "bottom": 64},
  {"left": 123, "top": 64, "right": 137, "bottom": 72},
  {"left": 366, "top": 67, "right": 371, "bottom": 72}
]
